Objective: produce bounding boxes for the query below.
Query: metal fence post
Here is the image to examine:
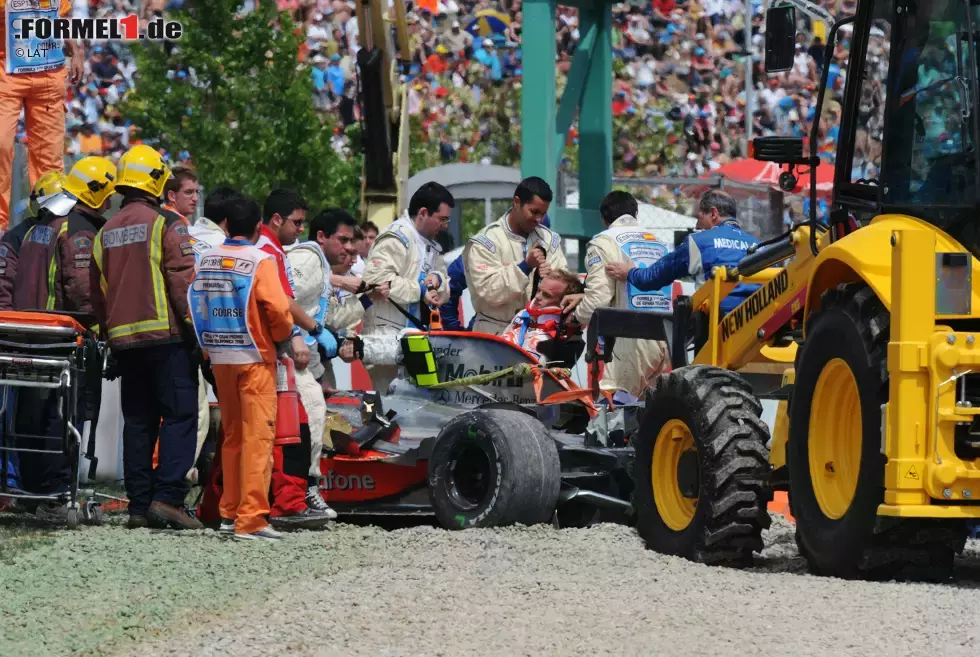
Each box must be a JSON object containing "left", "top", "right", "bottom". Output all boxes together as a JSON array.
[{"left": 10, "top": 144, "right": 26, "bottom": 228}]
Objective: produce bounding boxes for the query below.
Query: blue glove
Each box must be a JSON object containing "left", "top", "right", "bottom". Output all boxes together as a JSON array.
[{"left": 311, "top": 324, "right": 338, "bottom": 359}]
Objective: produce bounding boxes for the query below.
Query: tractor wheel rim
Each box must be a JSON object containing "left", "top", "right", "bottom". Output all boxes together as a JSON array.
[
  {"left": 808, "top": 357, "right": 862, "bottom": 520},
  {"left": 652, "top": 419, "right": 698, "bottom": 531}
]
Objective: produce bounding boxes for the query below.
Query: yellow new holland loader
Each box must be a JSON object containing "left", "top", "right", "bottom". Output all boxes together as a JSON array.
[{"left": 629, "top": 0, "right": 980, "bottom": 580}]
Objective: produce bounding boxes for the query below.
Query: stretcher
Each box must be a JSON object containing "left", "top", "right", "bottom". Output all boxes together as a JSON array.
[{"left": 0, "top": 310, "right": 106, "bottom": 528}]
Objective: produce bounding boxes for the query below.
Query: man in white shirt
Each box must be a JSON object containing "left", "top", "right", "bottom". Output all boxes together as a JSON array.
[
  {"left": 462, "top": 177, "right": 567, "bottom": 335},
  {"left": 360, "top": 183, "right": 452, "bottom": 393}
]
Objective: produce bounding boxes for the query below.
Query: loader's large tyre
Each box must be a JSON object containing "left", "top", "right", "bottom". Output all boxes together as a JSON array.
[
  {"left": 633, "top": 366, "right": 773, "bottom": 566},
  {"left": 789, "top": 284, "right": 966, "bottom": 580},
  {"left": 428, "top": 409, "right": 561, "bottom": 529}
]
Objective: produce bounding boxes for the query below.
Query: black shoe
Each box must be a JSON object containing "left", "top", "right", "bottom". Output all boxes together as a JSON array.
[
  {"left": 269, "top": 508, "right": 332, "bottom": 531},
  {"left": 305, "top": 486, "right": 338, "bottom": 520},
  {"left": 127, "top": 515, "right": 148, "bottom": 529}
]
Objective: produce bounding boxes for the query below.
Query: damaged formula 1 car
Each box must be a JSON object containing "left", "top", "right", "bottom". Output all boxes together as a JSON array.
[{"left": 314, "top": 308, "right": 681, "bottom": 530}]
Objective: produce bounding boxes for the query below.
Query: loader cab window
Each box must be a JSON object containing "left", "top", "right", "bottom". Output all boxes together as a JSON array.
[
  {"left": 850, "top": 21, "right": 891, "bottom": 188},
  {"left": 880, "top": 0, "right": 979, "bottom": 213}
]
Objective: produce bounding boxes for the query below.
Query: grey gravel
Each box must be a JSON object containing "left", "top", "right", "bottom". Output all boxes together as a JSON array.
[{"left": 3, "top": 516, "right": 980, "bottom": 657}]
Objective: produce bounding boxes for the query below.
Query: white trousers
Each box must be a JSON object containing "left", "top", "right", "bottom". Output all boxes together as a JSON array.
[{"left": 295, "top": 365, "right": 327, "bottom": 478}]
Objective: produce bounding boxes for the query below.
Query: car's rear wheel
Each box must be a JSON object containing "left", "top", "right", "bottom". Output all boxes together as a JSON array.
[{"left": 428, "top": 409, "right": 561, "bottom": 529}]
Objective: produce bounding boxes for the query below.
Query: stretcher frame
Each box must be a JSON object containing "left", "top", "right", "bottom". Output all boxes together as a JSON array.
[{"left": 0, "top": 311, "right": 105, "bottom": 529}]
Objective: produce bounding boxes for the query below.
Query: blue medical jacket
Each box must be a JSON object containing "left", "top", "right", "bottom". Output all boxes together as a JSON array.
[
  {"left": 626, "top": 219, "right": 761, "bottom": 315},
  {"left": 439, "top": 256, "right": 471, "bottom": 330}
]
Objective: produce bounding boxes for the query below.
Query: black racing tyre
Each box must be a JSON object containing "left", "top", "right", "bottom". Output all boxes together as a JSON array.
[
  {"left": 633, "top": 366, "right": 773, "bottom": 566},
  {"left": 789, "top": 283, "right": 966, "bottom": 580},
  {"left": 428, "top": 409, "right": 561, "bottom": 529}
]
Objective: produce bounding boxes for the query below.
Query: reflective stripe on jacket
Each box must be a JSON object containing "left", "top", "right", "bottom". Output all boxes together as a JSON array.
[
  {"left": 46, "top": 208, "right": 104, "bottom": 313},
  {"left": 90, "top": 196, "right": 196, "bottom": 350}
]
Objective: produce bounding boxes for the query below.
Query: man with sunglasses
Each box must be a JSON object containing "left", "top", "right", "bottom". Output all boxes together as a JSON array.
[{"left": 257, "top": 188, "right": 336, "bottom": 528}]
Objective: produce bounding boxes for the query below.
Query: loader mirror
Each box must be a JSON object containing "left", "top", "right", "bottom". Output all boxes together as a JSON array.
[{"left": 764, "top": 6, "right": 797, "bottom": 73}]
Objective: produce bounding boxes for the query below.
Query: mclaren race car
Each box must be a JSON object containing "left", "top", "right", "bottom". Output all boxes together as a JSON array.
[{"left": 312, "top": 313, "right": 659, "bottom": 529}]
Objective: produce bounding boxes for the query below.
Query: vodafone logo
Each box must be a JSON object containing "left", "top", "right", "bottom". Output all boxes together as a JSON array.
[{"left": 318, "top": 471, "right": 376, "bottom": 491}]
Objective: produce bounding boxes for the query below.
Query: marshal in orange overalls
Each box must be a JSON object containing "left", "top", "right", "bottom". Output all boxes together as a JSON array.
[
  {"left": 0, "top": 0, "right": 74, "bottom": 229},
  {"left": 189, "top": 240, "right": 294, "bottom": 535}
]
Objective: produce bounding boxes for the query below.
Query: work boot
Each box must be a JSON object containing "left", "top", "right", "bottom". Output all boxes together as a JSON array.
[
  {"left": 34, "top": 501, "right": 69, "bottom": 525},
  {"left": 148, "top": 501, "right": 204, "bottom": 530},
  {"left": 269, "top": 508, "right": 332, "bottom": 531},
  {"left": 127, "top": 514, "right": 148, "bottom": 529},
  {"left": 306, "top": 486, "right": 338, "bottom": 520}
]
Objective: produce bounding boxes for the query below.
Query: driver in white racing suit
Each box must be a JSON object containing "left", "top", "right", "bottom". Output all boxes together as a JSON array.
[
  {"left": 572, "top": 191, "right": 670, "bottom": 398},
  {"left": 500, "top": 269, "right": 584, "bottom": 363},
  {"left": 360, "top": 183, "right": 453, "bottom": 394}
]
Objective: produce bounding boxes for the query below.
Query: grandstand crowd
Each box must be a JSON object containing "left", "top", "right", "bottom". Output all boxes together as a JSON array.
[{"left": 33, "top": 0, "right": 881, "bottom": 185}]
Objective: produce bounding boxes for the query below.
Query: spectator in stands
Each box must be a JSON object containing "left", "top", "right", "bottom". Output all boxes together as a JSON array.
[
  {"left": 441, "top": 19, "right": 473, "bottom": 55},
  {"left": 312, "top": 55, "right": 330, "bottom": 110},
  {"left": 39, "top": 0, "right": 860, "bottom": 245},
  {"left": 326, "top": 54, "right": 346, "bottom": 100},
  {"left": 473, "top": 39, "right": 502, "bottom": 81}
]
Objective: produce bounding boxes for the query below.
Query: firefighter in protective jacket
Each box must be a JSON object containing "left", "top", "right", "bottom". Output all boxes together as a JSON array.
[
  {"left": 13, "top": 161, "right": 115, "bottom": 312},
  {"left": 0, "top": 170, "right": 65, "bottom": 310},
  {"left": 8, "top": 160, "right": 113, "bottom": 520},
  {"left": 90, "top": 144, "right": 202, "bottom": 531},
  {"left": 37, "top": 157, "right": 117, "bottom": 314}
]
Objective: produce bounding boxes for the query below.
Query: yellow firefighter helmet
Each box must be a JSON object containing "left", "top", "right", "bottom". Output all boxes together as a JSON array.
[
  {"left": 63, "top": 157, "right": 117, "bottom": 210},
  {"left": 28, "top": 170, "right": 67, "bottom": 216},
  {"left": 116, "top": 144, "right": 172, "bottom": 198}
]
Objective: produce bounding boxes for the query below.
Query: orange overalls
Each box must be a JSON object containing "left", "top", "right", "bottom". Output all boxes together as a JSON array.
[
  {"left": 0, "top": 0, "right": 72, "bottom": 229},
  {"left": 188, "top": 240, "right": 293, "bottom": 535}
]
